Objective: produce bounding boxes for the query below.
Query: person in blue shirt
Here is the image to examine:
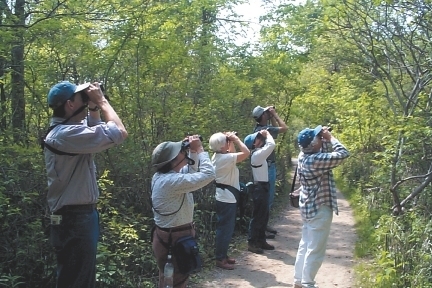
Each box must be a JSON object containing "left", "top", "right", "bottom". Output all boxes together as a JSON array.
[
  {"left": 252, "top": 105, "right": 287, "bottom": 236},
  {"left": 44, "top": 81, "right": 128, "bottom": 288}
]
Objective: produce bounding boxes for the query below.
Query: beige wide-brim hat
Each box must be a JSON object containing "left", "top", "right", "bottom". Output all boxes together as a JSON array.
[{"left": 151, "top": 141, "right": 183, "bottom": 168}]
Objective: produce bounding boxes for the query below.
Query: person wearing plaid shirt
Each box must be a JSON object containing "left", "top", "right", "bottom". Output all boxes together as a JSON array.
[{"left": 293, "top": 125, "right": 349, "bottom": 288}]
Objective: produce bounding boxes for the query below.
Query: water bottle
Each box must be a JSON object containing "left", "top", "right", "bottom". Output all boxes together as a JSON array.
[{"left": 163, "top": 254, "right": 174, "bottom": 288}]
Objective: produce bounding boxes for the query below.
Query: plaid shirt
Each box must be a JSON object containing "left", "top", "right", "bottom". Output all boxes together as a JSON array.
[{"left": 297, "top": 138, "right": 349, "bottom": 219}]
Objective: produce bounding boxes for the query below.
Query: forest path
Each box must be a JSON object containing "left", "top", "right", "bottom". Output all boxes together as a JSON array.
[{"left": 191, "top": 165, "right": 357, "bottom": 288}]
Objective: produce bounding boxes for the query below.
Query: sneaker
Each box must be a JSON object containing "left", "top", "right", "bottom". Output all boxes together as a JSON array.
[
  {"left": 261, "top": 242, "right": 275, "bottom": 250},
  {"left": 266, "top": 225, "right": 277, "bottom": 234},
  {"left": 248, "top": 244, "right": 264, "bottom": 254},
  {"left": 216, "top": 259, "right": 234, "bottom": 270},
  {"left": 265, "top": 233, "right": 275, "bottom": 239},
  {"left": 226, "top": 256, "right": 236, "bottom": 264}
]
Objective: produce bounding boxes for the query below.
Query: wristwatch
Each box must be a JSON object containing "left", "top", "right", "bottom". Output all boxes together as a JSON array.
[{"left": 88, "top": 106, "right": 100, "bottom": 111}]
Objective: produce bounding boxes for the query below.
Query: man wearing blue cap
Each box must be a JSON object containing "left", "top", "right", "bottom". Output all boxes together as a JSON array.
[
  {"left": 244, "top": 129, "right": 275, "bottom": 254},
  {"left": 293, "top": 126, "right": 349, "bottom": 288},
  {"left": 43, "top": 81, "right": 128, "bottom": 288},
  {"left": 252, "top": 105, "right": 287, "bottom": 236}
]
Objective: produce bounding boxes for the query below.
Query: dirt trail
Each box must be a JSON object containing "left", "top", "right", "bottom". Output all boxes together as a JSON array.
[{"left": 192, "top": 189, "right": 357, "bottom": 288}]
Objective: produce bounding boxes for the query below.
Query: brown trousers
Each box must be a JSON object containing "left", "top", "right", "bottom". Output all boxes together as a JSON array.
[{"left": 152, "top": 223, "right": 195, "bottom": 288}]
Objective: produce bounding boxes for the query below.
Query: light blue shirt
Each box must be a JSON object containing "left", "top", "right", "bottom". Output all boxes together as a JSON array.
[
  {"left": 44, "top": 115, "right": 124, "bottom": 212},
  {"left": 151, "top": 152, "right": 216, "bottom": 228}
]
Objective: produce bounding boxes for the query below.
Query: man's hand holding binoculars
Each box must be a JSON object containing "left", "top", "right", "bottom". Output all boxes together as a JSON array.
[
  {"left": 259, "top": 129, "right": 269, "bottom": 138},
  {"left": 185, "top": 135, "right": 204, "bottom": 153},
  {"left": 266, "top": 106, "right": 276, "bottom": 117},
  {"left": 319, "top": 126, "right": 333, "bottom": 141},
  {"left": 86, "top": 83, "right": 106, "bottom": 110},
  {"left": 225, "top": 131, "right": 240, "bottom": 143}
]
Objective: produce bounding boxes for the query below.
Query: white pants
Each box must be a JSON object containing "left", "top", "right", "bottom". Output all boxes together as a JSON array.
[{"left": 294, "top": 205, "right": 333, "bottom": 288}]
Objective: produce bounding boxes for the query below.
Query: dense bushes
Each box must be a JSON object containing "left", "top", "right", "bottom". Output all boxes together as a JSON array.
[{"left": 0, "top": 135, "right": 292, "bottom": 287}]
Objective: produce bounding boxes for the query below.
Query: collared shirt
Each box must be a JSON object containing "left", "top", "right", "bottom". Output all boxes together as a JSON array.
[
  {"left": 151, "top": 152, "right": 216, "bottom": 228},
  {"left": 253, "top": 124, "right": 279, "bottom": 162},
  {"left": 298, "top": 138, "right": 350, "bottom": 220},
  {"left": 251, "top": 134, "right": 275, "bottom": 182},
  {"left": 44, "top": 115, "right": 125, "bottom": 212},
  {"left": 212, "top": 153, "right": 239, "bottom": 203}
]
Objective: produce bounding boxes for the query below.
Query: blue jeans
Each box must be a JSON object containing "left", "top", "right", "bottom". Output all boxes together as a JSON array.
[
  {"left": 268, "top": 162, "right": 276, "bottom": 209},
  {"left": 248, "top": 182, "right": 269, "bottom": 245},
  {"left": 215, "top": 201, "right": 237, "bottom": 260},
  {"left": 50, "top": 209, "right": 99, "bottom": 288}
]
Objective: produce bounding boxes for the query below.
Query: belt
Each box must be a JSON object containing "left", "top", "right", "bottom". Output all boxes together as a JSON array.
[
  {"left": 254, "top": 181, "right": 268, "bottom": 185},
  {"left": 156, "top": 223, "right": 194, "bottom": 233},
  {"left": 55, "top": 204, "right": 97, "bottom": 214}
]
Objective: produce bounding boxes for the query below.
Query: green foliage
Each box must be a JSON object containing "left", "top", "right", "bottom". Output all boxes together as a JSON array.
[
  {"left": 4, "top": 0, "right": 432, "bottom": 286},
  {"left": 0, "top": 140, "right": 54, "bottom": 287},
  {"left": 354, "top": 212, "right": 432, "bottom": 287}
]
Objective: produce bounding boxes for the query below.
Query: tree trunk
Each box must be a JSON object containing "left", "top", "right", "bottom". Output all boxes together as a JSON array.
[{"left": 10, "top": 0, "right": 26, "bottom": 141}]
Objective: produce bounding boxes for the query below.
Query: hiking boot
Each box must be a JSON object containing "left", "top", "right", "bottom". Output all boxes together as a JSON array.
[
  {"left": 261, "top": 242, "right": 275, "bottom": 250},
  {"left": 248, "top": 243, "right": 264, "bottom": 254},
  {"left": 266, "top": 225, "right": 277, "bottom": 234},
  {"left": 266, "top": 233, "right": 275, "bottom": 239},
  {"left": 226, "top": 256, "right": 236, "bottom": 264},
  {"left": 216, "top": 259, "right": 234, "bottom": 270}
]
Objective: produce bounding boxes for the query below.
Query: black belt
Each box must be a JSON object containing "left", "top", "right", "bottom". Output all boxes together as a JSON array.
[
  {"left": 156, "top": 223, "right": 194, "bottom": 233},
  {"left": 254, "top": 181, "right": 268, "bottom": 185},
  {"left": 55, "top": 204, "right": 97, "bottom": 214}
]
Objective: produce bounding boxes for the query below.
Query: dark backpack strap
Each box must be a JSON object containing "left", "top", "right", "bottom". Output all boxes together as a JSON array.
[
  {"left": 44, "top": 143, "right": 79, "bottom": 156},
  {"left": 215, "top": 183, "right": 240, "bottom": 202},
  {"left": 151, "top": 193, "right": 186, "bottom": 216},
  {"left": 251, "top": 164, "right": 263, "bottom": 168},
  {"left": 291, "top": 167, "right": 298, "bottom": 193},
  {"left": 155, "top": 229, "right": 173, "bottom": 251},
  {"left": 250, "top": 148, "right": 263, "bottom": 168},
  {"left": 41, "top": 105, "right": 88, "bottom": 156}
]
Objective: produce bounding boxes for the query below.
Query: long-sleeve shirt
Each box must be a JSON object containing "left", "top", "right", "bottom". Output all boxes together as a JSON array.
[
  {"left": 44, "top": 116, "right": 125, "bottom": 212},
  {"left": 251, "top": 134, "right": 276, "bottom": 182},
  {"left": 151, "top": 152, "right": 216, "bottom": 228},
  {"left": 253, "top": 124, "right": 279, "bottom": 162},
  {"left": 298, "top": 137, "right": 350, "bottom": 219}
]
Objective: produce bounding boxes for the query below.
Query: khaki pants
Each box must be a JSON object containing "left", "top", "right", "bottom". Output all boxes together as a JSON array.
[{"left": 152, "top": 224, "right": 195, "bottom": 288}]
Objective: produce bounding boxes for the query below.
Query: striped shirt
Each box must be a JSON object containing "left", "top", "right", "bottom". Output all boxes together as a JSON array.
[{"left": 298, "top": 137, "right": 349, "bottom": 219}]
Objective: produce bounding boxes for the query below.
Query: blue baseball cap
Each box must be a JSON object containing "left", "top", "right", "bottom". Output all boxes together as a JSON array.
[
  {"left": 47, "top": 81, "right": 90, "bottom": 109},
  {"left": 244, "top": 132, "right": 259, "bottom": 149},
  {"left": 297, "top": 125, "right": 323, "bottom": 148}
]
